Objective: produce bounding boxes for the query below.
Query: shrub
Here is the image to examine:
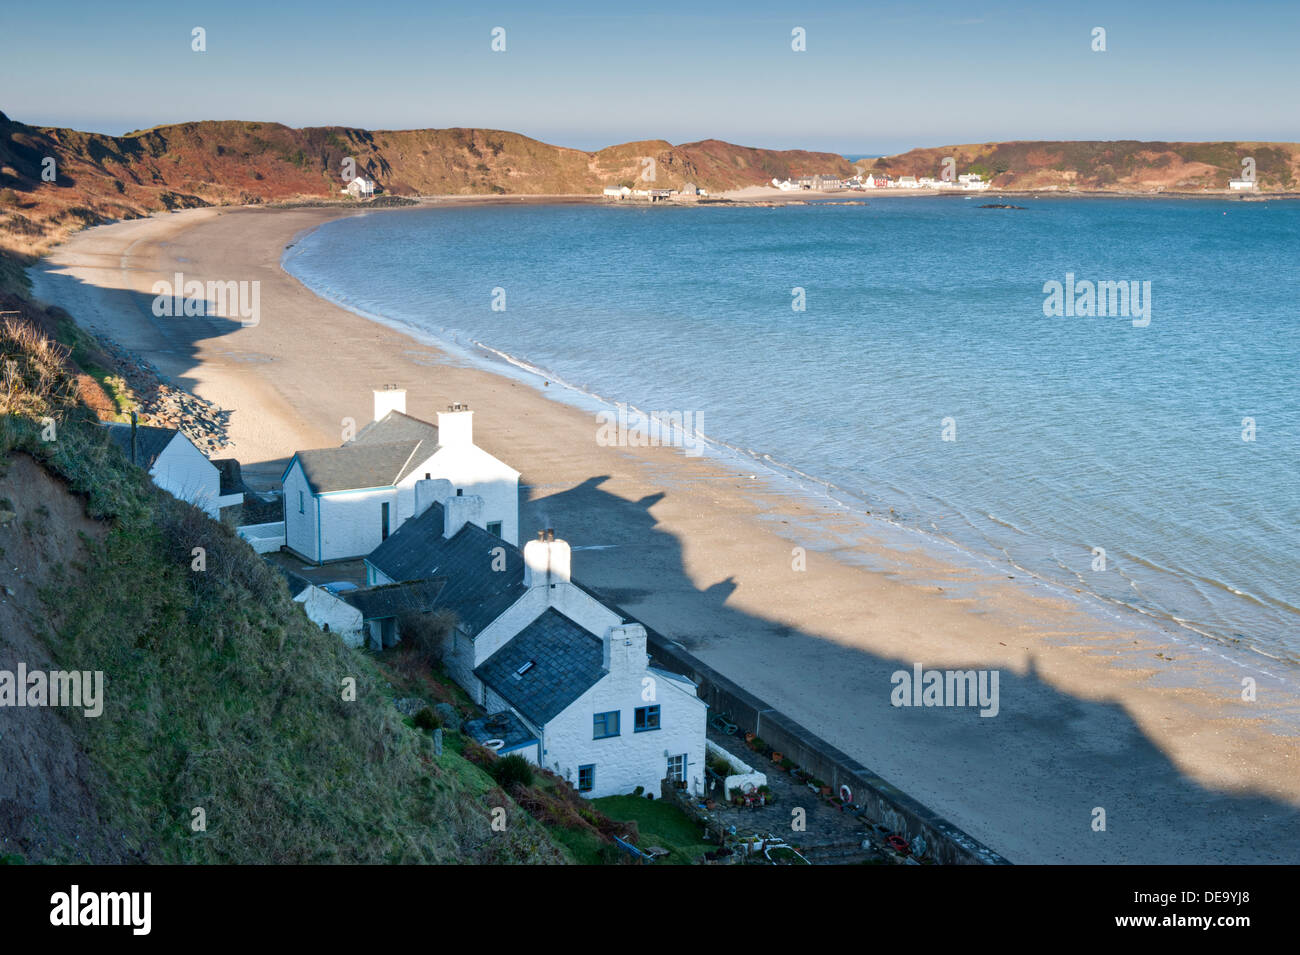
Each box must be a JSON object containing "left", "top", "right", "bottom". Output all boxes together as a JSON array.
[
  {"left": 399, "top": 609, "right": 453, "bottom": 668},
  {"left": 489, "top": 753, "right": 534, "bottom": 789},
  {"left": 413, "top": 707, "right": 440, "bottom": 731}
]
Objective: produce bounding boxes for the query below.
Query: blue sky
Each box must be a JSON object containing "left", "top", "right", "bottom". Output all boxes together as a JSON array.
[{"left": 2, "top": 0, "right": 1296, "bottom": 153}]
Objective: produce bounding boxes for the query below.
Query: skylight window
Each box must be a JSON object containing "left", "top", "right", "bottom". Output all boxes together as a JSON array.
[{"left": 515, "top": 660, "right": 535, "bottom": 676}]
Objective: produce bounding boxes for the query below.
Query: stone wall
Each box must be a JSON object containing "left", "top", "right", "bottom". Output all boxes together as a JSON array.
[{"left": 648, "top": 636, "right": 1010, "bottom": 866}]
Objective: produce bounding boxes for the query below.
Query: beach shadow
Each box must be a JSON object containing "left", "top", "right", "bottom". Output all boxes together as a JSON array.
[
  {"left": 31, "top": 260, "right": 257, "bottom": 396},
  {"left": 524, "top": 472, "right": 1300, "bottom": 865}
]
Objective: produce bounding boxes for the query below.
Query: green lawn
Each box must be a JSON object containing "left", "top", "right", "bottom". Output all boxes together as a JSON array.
[{"left": 591, "top": 795, "right": 712, "bottom": 865}]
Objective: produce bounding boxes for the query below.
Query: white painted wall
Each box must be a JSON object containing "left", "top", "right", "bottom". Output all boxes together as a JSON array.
[
  {"left": 317, "top": 486, "right": 400, "bottom": 563},
  {"left": 237, "top": 521, "right": 285, "bottom": 553},
  {"left": 282, "top": 463, "right": 318, "bottom": 560},
  {"left": 294, "top": 586, "right": 365, "bottom": 648},
  {"left": 539, "top": 626, "right": 707, "bottom": 799},
  {"left": 426, "top": 443, "right": 519, "bottom": 546},
  {"left": 149, "top": 434, "right": 224, "bottom": 519},
  {"left": 705, "top": 739, "right": 768, "bottom": 800}
]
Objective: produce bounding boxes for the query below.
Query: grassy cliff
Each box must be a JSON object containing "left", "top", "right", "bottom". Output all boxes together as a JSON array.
[{"left": 0, "top": 317, "right": 567, "bottom": 864}]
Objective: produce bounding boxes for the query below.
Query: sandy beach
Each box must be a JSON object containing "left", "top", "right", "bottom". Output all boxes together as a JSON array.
[{"left": 29, "top": 202, "right": 1300, "bottom": 864}]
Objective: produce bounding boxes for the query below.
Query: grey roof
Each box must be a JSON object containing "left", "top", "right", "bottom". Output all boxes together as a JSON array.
[
  {"left": 463, "top": 710, "right": 538, "bottom": 753},
  {"left": 474, "top": 608, "right": 606, "bottom": 726},
  {"left": 341, "top": 578, "right": 446, "bottom": 620},
  {"left": 290, "top": 411, "right": 439, "bottom": 493},
  {"left": 103, "top": 422, "right": 180, "bottom": 468},
  {"left": 365, "top": 502, "right": 527, "bottom": 636}
]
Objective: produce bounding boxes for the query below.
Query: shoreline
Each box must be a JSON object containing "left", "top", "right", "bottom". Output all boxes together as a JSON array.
[
  {"left": 28, "top": 204, "right": 1300, "bottom": 863},
  {"left": 281, "top": 209, "right": 1295, "bottom": 672}
]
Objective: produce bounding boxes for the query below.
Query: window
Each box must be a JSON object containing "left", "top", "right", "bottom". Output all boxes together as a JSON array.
[
  {"left": 577, "top": 764, "right": 595, "bottom": 792},
  {"left": 666, "top": 754, "right": 686, "bottom": 783},
  {"left": 381, "top": 502, "right": 390, "bottom": 540},
  {"left": 634, "top": 705, "right": 661, "bottom": 732},
  {"left": 456, "top": 488, "right": 463, "bottom": 496},
  {"left": 593, "top": 711, "right": 620, "bottom": 739},
  {"left": 487, "top": 521, "right": 502, "bottom": 538},
  {"left": 298, "top": 490, "right": 304, "bottom": 514}
]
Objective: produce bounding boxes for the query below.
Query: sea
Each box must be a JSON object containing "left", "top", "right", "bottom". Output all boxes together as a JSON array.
[{"left": 282, "top": 197, "right": 1300, "bottom": 663}]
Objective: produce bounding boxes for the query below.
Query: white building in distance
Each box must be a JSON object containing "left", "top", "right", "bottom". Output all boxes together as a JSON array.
[{"left": 344, "top": 176, "right": 376, "bottom": 198}]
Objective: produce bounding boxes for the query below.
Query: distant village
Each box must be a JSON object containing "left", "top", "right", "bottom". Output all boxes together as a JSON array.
[
  {"left": 600, "top": 169, "right": 993, "bottom": 202},
  {"left": 772, "top": 171, "right": 992, "bottom": 192}
]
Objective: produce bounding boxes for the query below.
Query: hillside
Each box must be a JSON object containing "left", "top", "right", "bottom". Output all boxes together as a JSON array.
[
  {"left": 0, "top": 111, "right": 854, "bottom": 258},
  {"left": 0, "top": 316, "right": 573, "bottom": 864},
  {"left": 857, "top": 140, "right": 1300, "bottom": 192}
]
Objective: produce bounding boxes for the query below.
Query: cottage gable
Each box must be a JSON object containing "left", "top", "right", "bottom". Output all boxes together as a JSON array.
[{"left": 473, "top": 608, "right": 606, "bottom": 726}]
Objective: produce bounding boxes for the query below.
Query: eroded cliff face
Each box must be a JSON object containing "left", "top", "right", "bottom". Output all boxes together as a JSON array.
[{"left": 0, "top": 453, "right": 128, "bottom": 863}]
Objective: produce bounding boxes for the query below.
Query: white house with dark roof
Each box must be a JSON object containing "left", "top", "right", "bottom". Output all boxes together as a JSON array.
[
  {"left": 104, "top": 420, "right": 242, "bottom": 519},
  {"left": 280, "top": 389, "right": 520, "bottom": 564},
  {"left": 364, "top": 502, "right": 707, "bottom": 798}
]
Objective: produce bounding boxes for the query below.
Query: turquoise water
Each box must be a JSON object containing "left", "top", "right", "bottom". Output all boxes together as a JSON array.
[{"left": 283, "top": 198, "right": 1300, "bottom": 661}]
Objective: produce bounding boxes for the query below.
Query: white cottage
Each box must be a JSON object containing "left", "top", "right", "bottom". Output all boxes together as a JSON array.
[
  {"left": 104, "top": 421, "right": 242, "bottom": 519},
  {"left": 281, "top": 390, "right": 520, "bottom": 564},
  {"left": 344, "top": 176, "right": 376, "bottom": 198},
  {"left": 365, "top": 511, "right": 708, "bottom": 798}
]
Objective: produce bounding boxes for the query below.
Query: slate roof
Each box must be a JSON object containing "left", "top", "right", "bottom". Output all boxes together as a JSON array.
[
  {"left": 289, "top": 411, "right": 439, "bottom": 493},
  {"left": 463, "top": 710, "right": 538, "bottom": 753},
  {"left": 365, "top": 502, "right": 527, "bottom": 636},
  {"left": 341, "top": 578, "right": 446, "bottom": 620},
  {"left": 103, "top": 423, "right": 180, "bottom": 468},
  {"left": 474, "top": 608, "right": 606, "bottom": 726}
]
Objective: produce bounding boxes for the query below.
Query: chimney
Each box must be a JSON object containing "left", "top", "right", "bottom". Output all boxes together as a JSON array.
[
  {"left": 523, "top": 531, "right": 571, "bottom": 588},
  {"left": 414, "top": 478, "right": 453, "bottom": 518},
  {"left": 436, "top": 402, "right": 473, "bottom": 447},
  {"left": 603, "top": 623, "right": 648, "bottom": 675},
  {"left": 373, "top": 385, "right": 406, "bottom": 422},
  {"left": 443, "top": 493, "right": 483, "bottom": 539}
]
